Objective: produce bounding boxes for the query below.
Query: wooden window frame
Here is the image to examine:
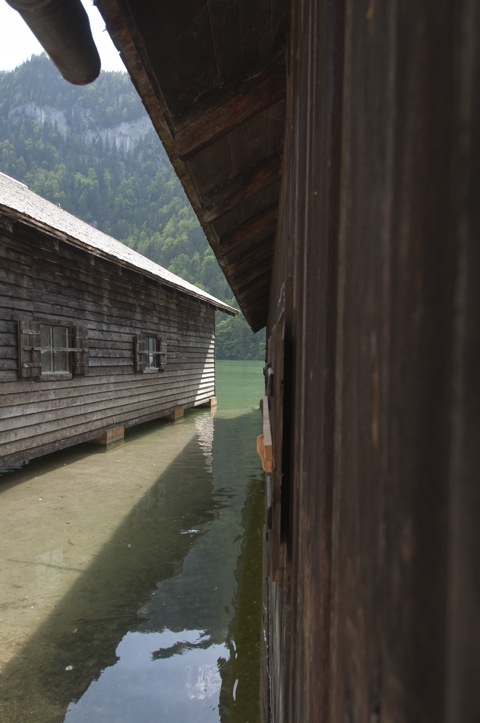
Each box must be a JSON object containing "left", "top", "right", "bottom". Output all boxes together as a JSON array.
[
  {"left": 17, "top": 320, "right": 89, "bottom": 380},
  {"left": 40, "top": 324, "right": 72, "bottom": 379},
  {"left": 134, "top": 333, "right": 167, "bottom": 373}
]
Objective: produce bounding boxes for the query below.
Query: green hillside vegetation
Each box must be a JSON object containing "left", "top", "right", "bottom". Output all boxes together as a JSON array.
[{"left": 0, "top": 55, "right": 265, "bottom": 360}]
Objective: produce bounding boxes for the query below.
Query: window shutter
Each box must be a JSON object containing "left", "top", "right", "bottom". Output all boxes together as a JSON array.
[
  {"left": 134, "top": 334, "right": 145, "bottom": 372},
  {"left": 159, "top": 338, "right": 167, "bottom": 371},
  {"left": 73, "top": 326, "right": 89, "bottom": 376},
  {"left": 17, "top": 319, "right": 41, "bottom": 379}
]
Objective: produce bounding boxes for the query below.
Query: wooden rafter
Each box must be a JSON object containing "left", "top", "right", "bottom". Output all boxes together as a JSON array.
[
  {"left": 174, "top": 55, "right": 286, "bottom": 161},
  {"left": 220, "top": 240, "right": 273, "bottom": 277},
  {"left": 232, "top": 256, "right": 274, "bottom": 292},
  {"left": 237, "top": 284, "right": 270, "bottom": 331},
  {"left": 202, "top": 153, "right": 282, "bottom": 223},
  {"left": 93, "top": 0, "right": 286, "bottom": 332},
  {"left": 218, "top": 204, "right": 277, "bottom": 254}
]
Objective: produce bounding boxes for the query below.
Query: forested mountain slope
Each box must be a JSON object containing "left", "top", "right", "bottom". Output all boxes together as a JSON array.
[{"left": 0, "top": 55, "right": 264, "bottom": 359}]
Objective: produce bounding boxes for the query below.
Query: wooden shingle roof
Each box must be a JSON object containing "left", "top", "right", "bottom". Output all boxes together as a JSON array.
[{"left": 0, "top": 172, "right": 237, "bottom": 316}]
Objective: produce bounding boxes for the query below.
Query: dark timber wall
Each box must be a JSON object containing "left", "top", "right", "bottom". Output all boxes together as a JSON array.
[
  {"left": 0, "top": 222, "right": 216, "bottom": 467},
  {"left": 265, "top": 0, "right": 479, "bottom": 721}
]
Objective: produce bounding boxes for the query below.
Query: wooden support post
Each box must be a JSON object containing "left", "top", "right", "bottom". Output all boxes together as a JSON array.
[
  {"left": 196, "top": 397, "right": 218, "bottom": 412},
  {"left": 90, "top": 426, "right": 124, "bottom": 446},
  {"left": 198, "top": 397, "right": 218, "bottom": 408},
  {"left": 169, "top": 406, "right": 185, "bottom": 421}
]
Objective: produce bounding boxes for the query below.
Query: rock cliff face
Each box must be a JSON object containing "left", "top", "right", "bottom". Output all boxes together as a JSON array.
[
  {"left": 84, "top": 116, "right": 153, "bottom": 153},
  {"left": 0, "top": 54, "right": 172, "bottom": 236},
  {"left": 8, "top": 102, "right": 152, "bottom": 153},
  {"left": 9, "top": 102, "right": 69, "bottom": 136}
]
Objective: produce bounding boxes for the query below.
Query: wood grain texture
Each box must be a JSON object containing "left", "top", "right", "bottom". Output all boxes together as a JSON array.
[{"left": 264, "top": 0, "right": 480, "bottom": 721}]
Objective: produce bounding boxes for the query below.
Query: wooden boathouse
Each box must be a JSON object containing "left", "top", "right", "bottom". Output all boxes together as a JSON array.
[
  {"left": 7, "top": 0, "right": 479, "bottom": 720},
  {"left": 0, "top": 172, "right": 236, "bottom": 469}
]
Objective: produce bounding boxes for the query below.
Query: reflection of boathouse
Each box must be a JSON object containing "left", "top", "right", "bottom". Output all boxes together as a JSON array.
[
  {"left": 7, "top": 0, "right": 480, "bottom": 720},
  {"left": 0, "top": 173, "right": 236, "bottom": 469}
]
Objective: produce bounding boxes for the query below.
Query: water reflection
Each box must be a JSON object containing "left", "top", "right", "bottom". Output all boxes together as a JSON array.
[
  {"left": 0, "top": 360, "right": 264, "bottom": 722},
  {"left": 66, "top": 631, "right": 228, "bottom": 722},
  {"left": 65, "top": 409, "right": 263, "bottom": 722}
]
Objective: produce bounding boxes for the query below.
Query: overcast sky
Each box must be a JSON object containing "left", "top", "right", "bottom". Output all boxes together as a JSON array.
[{"left": 0, "top": 0, "right": 125, "bottom": 73}]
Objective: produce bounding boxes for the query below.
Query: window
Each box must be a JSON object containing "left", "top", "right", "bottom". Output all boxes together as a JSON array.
[
  {"left": 40, "top": 324, "right": 71, "bottom": 374},
  {"left": 134, "top": 333, "right": 167, "bottom": 373},
  {"left": 145, "top": 336, "right": 159, "bottom": 370},
  {"left": 18, "top": 320, "right": 89, "bottom": 380}
]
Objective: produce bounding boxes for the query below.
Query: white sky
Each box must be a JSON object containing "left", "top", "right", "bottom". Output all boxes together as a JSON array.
[{"left": 0, "top": 0, "right": 125, "bottom": 73}]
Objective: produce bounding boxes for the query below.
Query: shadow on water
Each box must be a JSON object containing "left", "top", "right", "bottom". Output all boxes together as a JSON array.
[
  {"left": 218, "top": 477, "right": 265, "bottom": 723},
  {"left": 0, "top": 397, "right": 264, "bottom": 722}
]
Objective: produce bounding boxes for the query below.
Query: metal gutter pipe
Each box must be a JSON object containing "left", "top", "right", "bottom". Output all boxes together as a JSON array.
[{"left": 5, "top": 0, "right": 101, "bottom": 84}]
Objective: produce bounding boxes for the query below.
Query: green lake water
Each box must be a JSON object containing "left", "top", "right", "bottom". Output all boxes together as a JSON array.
[{"left": 0, "top": 360, "right": 265, "bottom": 722}]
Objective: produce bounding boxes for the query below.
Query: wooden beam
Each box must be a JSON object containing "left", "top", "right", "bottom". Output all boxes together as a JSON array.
[
  {"left": 238, "top": 282, "right": 270, "bottom": 311},
  {"left": 233, "top": 258, "right": 273, "bottom": 294},
  {"left": 90, "top": 426, "right": 125, "bottom": 446},
  {"left": 174, "top": 55, "right": 286, "bottom": 161},
  {"left": 237, "top": 284, "right": 270, "bottom": 331},
  {"left": 202, "top": 153, "right": 282, "bottom": 223},
  {"left": 224, "top": 235, "right": 274, "bottom": 274},
  {"left": 220, "top": 238, "right": 273, "bottom": 272},
  {"left": 218, "top": 204, "right": 278, "bottom": 255}
]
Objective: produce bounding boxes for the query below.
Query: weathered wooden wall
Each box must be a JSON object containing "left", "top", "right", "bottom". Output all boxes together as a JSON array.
[
  {"left": 265, "top": 0, "right": 479, "bottom": 721},
  {"left": 0, "top": 222, "right": 216, "bottom": 467}
]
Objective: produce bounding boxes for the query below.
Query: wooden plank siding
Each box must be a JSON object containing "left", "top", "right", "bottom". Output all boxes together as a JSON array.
[
  {"left": 0, "top": 221, "right": 217, "bottom": 468},
  {"left": 263, "top": 0, "right": 480, "bottom": 722}
]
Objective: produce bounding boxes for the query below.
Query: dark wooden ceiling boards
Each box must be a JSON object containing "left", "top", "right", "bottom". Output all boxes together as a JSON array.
[{"left": 96, "top": 0, "right": 288, "bottom": 331}]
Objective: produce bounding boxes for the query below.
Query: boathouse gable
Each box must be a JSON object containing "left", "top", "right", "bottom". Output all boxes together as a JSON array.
[{"left": 0, "top": 173, "right": 235, "bottom": 469}]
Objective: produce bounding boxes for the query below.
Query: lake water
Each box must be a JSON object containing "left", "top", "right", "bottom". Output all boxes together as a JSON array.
[{"left": 0, "top": 360, "right": 265, "bottom": 722}]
